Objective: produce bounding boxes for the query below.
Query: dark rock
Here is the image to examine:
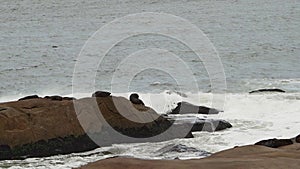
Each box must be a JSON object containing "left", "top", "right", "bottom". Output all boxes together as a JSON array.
[
  {"left": 129, "top": 93, "right": 144, "bottom": 105},
  {"left": 18, "top": 95, "right": 39, "bottom": 101},
  {"left": 214, "top": 120, "right": 233, "bottom": 131},
  {"left": 0, "top": 145, "right": 12, "bottom": 159},
  {"left": 296, "top": 135, "right": 300, "bottom": 143},
  {"left": 63, "top": 97, "right": 76, "bottom": 100},
  {"left": 249, "top": 88, "right": 285, "bottom": 94},
  {"left": 158, "top": 144, "right": 200, "bottom": 153},
  {"left": 184, "top": 131, "right": 194, "bottom": 138},
  {"left": 101, "top": 151, "right": 113, "bottom": 155},
  {"left": 0, "top": 107, "right": 7, "bottom": 111},
  {"left": 255, "top": 138, "right": 293, "bottom": 148},
  {"left": 169, "top": 102, "right": 221, "bottom": 115},
  {"left": 92, "top": 91, "right": 111, "bottom": 97},
  {"left": 191, "top": 119, "right": 232, "bottom": 132},
  {"left": 44, "top": 95, "right": 63, "bottom": 101},
  {"left": 168, "top": 116, "right": 232, "bottom": 133}
]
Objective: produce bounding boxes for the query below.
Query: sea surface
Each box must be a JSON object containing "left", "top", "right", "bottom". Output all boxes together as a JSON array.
[{"left": 0, "top": 0, "right": 300, "bottom": 168}]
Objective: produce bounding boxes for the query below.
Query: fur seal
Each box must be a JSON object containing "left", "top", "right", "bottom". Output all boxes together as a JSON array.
[
  {"left": 92, "top": 91, "right": 111, "bottom": 97},
  {"left": 129, "top": 93, "right": 144, "bottom": 105},
  {"left": 44, "top": 95, "right": 63, "bottom": 101},
  {"left": 18, "top": 95, "right": 39, "bottom": 101}
]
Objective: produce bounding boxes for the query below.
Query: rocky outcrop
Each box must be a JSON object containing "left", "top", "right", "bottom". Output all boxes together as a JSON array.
[
  {"left": 192, "top": 119, "right": 232, "bottom": 132},
  {"left": 77, "top": 143, "right": 300, "bottom": 169},
  {"left": 168, "top": 116, "right": 232, "bottom": 132},
  {"left": 169, "top": 102, "right": 221, "bottom": 115},
  {"left": 255, "top": 138, "right": 293, "bottom": 148},
  {"left": 0, "top": 95, "right": 232, "bottom": 160},
  {"left": 0, "top": 97, "right": 89, "bottom": 160},
  {"left": 249, "top": 88, "right": 285, "bottom": 94},
  {"left": 254, "top": 134, "right": 300, "bottom": 148}
]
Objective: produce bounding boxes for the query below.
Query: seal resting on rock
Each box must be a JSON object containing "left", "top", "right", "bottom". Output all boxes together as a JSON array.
[
  {"left": 44, "top": 95, "right": 63, "bottom": 101},
  {"left": 92, "top": 91, "right": 111, "bottom": 97},
  {"left": 18, "top": 95, "right": 39, "bottom": 101},
  {"left": 129, "top": 93, "right": 144, "bottom": 105}
]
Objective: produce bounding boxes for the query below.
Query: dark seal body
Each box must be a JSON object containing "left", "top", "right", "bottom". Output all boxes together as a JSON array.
[
  {"left": 129, "top": 93, "right": 144, "bottom": 105},
  {"left": 19, "top": 95, "right": 39, "bottom": 101}
]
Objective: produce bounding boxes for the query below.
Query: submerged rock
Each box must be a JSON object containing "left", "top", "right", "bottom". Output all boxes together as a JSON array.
[
  {"left": 255, "top": 138, "right": 293, "bottom": 148},
  {"left": 158, "top": 144, "right": 200, "bottom": 153},
  {"left": 169, "top": 102, "right": 221, "bottom": 115},
  {"left": 249, "top": 88, "right": 285, "bottom": 94},
  {"left": 156, "top": 144, "right": 211, "bottom": 159}
]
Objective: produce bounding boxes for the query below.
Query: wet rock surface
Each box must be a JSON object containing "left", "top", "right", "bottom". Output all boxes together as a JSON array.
[
  {"left": 296, "top": 134, "right": 300, "bottom": 143},
  {"left": 169, "top": 102, "right": 221, "bottom": 115},
  {"left": 255, "top": 138, "right": 293, "bottom": 148},
  {"left": 249, "top": 88, "right": 286, "bottom": 94},
  {"left": 156, "top": 144, "right": 211, "bottom": 159},
  {"left": 168, "top": 116, "right": 232, "bottom": 132}
]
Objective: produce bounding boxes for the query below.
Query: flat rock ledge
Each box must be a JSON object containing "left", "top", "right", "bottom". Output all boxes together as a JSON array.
[
  {"left": 0, "top": 95, "right": 232, "bottom": 160},
  {"left": 168, "top": 102, "right": 221, "bottom": 115}
]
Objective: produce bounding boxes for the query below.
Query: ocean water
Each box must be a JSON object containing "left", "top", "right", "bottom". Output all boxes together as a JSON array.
[{"left": 0, "top": 0, "right": 300, "bottom": 168}]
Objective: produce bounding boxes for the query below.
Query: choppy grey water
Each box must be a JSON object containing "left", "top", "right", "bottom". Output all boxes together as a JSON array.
[
  {"left": 0, "top": 0, "right": 300, "bottom": 168},
  {"left": 1, "top": 0, "right": 299, "bottom": 98}
]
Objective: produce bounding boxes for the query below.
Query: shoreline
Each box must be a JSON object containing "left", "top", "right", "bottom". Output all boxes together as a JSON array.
[{"left": 77, "top": 141, "right": 300, "bottom": 169}]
